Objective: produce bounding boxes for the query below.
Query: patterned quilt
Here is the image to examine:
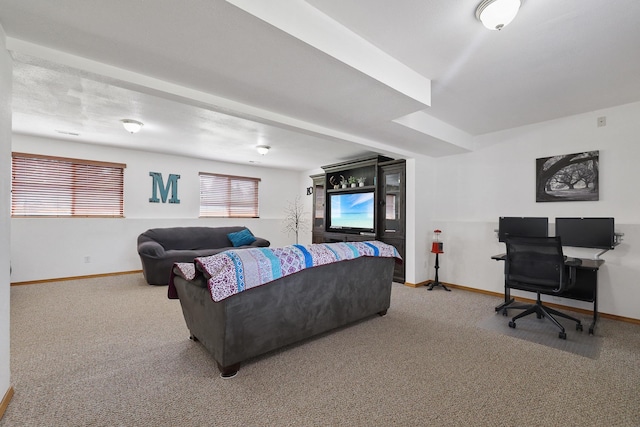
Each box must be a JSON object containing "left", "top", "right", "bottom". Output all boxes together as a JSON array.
[{"left": 171, "top": 241, "right": 401, "bottom": 302}]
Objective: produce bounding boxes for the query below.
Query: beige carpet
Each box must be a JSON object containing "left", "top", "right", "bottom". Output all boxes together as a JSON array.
[{"left": 3, "top": 273, "right": 640, "bottom": 426}]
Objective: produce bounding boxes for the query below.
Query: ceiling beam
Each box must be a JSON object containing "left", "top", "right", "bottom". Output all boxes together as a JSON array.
[
  {"left": 6, "top": 37, "right": 423, "bottom": 160},
  {"left": 225, "top": 0, "right": 431, "bottom": 107}
]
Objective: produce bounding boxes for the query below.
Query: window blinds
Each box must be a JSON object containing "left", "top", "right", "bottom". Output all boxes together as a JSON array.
[
  {"left": 199, "top": 172, "right": 260, "bottom": 218},
  {"left": 11, "top": 152, "right": 125, "bottom": 217}
]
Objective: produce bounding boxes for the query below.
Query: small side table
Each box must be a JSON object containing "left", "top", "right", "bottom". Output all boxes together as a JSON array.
[{"left": 427, "top": 229, "right": 450, "bottom": 291}]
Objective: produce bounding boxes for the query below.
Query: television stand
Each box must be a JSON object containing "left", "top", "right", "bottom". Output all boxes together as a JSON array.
[
  {"left": 317, "top": 155, "right": 406, "bottom": 282},
  {"left": 323, "top": 231, "right": 372, "bottom": 243}
]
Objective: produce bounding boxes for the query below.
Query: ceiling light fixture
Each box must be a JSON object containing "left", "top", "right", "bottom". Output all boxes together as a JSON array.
[
  {"left": 476, "top": 0, "right": 521, "bottom": 31},
  {"left": 121, "top": 119, "right": 144, "bottom": 134},
  {"left": 256, "top": 145, "right": 270, "bottom": 155}
]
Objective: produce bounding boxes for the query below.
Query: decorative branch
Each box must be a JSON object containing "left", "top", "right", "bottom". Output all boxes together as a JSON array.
[{"left": 282, "top": 195, "right": 310, "bottom": 244}]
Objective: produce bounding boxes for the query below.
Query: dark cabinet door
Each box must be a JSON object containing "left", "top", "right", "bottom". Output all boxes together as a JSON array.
[
  {"left": 379, "top": 162, "right": 405, "bottom": 282},
  {"left": 381, "top": 237, "right": 405, "bottom": 283},
  {"left": 310, "top": 174, "right": 325, "bottom": 243},
  {"left": 379, "top": 164, "right": 405, "bottom": 239}
]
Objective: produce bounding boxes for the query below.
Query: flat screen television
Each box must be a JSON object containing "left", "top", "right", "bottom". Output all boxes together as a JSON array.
[
  {"left": 498, "top": 217, "right": 549, "bottom": 242},
  {"left": 555, "top": 217, "right": 615, "bottom": 249},
  {"left": 327, "top": 191, "right": 375, "bottom": 233}
]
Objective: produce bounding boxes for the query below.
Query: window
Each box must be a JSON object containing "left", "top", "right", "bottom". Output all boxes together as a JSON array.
[
  {"left": 199, "top": 172, "right": 260, "bottom": 218},
  {"left": 11, "top": 152, "right": 126, "bottom": 217}
]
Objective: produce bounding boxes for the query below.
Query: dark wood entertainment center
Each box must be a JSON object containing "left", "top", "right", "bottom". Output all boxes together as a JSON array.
[{"left": 310, "top": 156, "right": 406, "bottom": 282}]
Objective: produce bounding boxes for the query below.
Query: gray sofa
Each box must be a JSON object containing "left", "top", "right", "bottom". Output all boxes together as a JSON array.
[
  {"left": 137, "top": 226, "right": 270, "bottom": 285},
  {"left": 171, "top": 255, "right": 396, "bottom": 377}
]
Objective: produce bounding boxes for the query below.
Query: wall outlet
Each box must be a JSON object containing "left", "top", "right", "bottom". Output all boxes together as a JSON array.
[{"left": 597, "top": 116, "right": 606, "bottom": 127}]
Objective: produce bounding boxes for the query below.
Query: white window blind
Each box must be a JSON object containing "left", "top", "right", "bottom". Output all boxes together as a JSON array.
[
  {"left": 11, "top": 152, "right": 126, "bottom": 217},
  {"left": 199, "top": 172, "right": 260, "bottom": 218}
]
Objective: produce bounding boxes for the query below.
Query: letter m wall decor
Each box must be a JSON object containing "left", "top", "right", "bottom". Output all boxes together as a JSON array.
[{"left": 149, "top": 172, "right": 181, "bottom": 204}]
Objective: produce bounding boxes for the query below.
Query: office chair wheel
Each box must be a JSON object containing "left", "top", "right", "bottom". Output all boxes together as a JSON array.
[
  {"left": 508, "top": 321, "right": 516, "bottom": 329},
  {"left": 576, "top": 323, "right": 583, "bottom": 331},
  {"left": 559, "top": 332, "right": 567, "bottom": 339},
  {"left": 502, "top": 309, "right": 508, "bottom": 316}
]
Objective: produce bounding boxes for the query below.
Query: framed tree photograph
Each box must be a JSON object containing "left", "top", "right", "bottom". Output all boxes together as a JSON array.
[{"left": 536, "top": 150, "right": 599, "bottom": 202}]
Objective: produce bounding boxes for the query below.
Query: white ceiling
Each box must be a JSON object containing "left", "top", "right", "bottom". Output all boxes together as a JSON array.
[{"left": 1, "top": 0, "right": 639, "bottom": 171}]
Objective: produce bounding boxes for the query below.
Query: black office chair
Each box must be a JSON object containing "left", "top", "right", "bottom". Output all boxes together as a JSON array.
[{"left": 503, "top": 236, "right": 583, "bottom": 339}]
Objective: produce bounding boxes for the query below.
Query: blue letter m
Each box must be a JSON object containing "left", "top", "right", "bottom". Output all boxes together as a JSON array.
[{"left": 149, "top": 172, "right": 181, "bottom": 204}]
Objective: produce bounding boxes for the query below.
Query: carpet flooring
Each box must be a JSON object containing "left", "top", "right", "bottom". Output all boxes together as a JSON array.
[{"left": 3, "top": 273, "right": 640, "bottom": 426}]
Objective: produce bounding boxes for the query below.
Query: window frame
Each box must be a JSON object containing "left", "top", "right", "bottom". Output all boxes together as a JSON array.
[
  {"left": 199, "top": 172, "right": 260, "bottom": 218},
  {"left": 11, "top": 152, "right": 126, "bottom": 218}
]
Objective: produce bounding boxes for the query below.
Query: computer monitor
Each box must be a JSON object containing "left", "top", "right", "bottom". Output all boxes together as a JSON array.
[
  {"left": 498, "top": 217, "right": 549, "bottom": 242},
  {"left": 555, "top": 217, "right": 615, "bottom": 249}
]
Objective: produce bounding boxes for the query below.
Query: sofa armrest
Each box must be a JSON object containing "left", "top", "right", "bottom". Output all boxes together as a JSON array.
[
  {"left": 251, "top": 237, "right": 270, "bottom": 248},
  {"left": 138, "top": 240, "right": 166, "bottom": 258}
]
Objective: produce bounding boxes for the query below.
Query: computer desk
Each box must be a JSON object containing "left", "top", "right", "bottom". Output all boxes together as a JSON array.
[{"left": 491, "top": 254, "right": 604, "bottom": 334}]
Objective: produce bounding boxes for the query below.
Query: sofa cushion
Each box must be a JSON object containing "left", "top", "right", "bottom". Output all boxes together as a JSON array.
[
  {"left": 141, "top": 226, "right": 248, "bottom": 250},
  {"left": 227, "top": 228, "right": 256, "bottom": 247}
]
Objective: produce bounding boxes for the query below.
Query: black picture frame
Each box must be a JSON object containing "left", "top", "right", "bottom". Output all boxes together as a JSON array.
[{"left": 536, "top": 150, "right": 599, "bottom": 202}]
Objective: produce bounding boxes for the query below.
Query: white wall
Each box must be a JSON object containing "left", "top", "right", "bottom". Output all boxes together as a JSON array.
[
  {"left": 426, "top": 101, "right": 640, "bottom": 320},
  {"left": 10, "top": 134, "right": 306, "bottom": 282},
  {"left": 405, "top": 156, "right": 436, "bottom": 284},
  {"left": 0, "top": 23, "right": 12, "bottom": 407}
]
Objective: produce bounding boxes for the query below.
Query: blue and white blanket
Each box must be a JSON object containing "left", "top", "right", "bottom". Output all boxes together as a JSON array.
[{"left": 172, "top": 241, "right": 401, "bottom": 302}]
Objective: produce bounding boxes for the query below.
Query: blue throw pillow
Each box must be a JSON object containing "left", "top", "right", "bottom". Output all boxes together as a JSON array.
[{"left": 227, "top": 229, "right": 256, "bottom": 247}]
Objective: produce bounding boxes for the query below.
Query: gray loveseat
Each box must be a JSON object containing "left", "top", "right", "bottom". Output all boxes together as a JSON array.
[
  {"left": 137, "top": 226, "right": 270, "bottom": 285},
  {"left": 171, "top": 253, "right": 397, "bottom": 377}
]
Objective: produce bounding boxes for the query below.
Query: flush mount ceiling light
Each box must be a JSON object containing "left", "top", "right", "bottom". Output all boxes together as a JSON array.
[
  {"left": 121, "top": 119, "right": 144, "bottom": 134},
  {"left": 256, "top": 145, "right": 271, "bottom": 155},
  {"left": 476, "top": 0, "right": 521, "bottom": 31}
]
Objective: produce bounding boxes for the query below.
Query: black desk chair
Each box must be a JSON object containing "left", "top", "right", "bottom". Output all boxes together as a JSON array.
[{"left": 504, "top": 236, "right": 583, "bottom": 339}]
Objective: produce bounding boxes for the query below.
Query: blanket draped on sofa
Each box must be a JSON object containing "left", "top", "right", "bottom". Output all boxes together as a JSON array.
[{"left": 170, "top": 241, "right": 401, "bottom": 302}]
